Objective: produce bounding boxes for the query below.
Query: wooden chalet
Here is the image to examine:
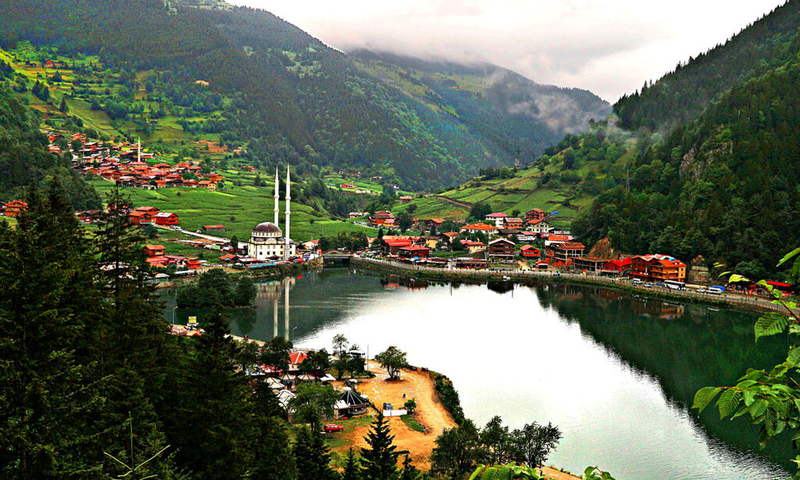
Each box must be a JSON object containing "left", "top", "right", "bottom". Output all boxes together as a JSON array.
[
  {"left": 520, "top": 245, "right": 541, "bottom": 258},
  {"left": 154, "top": 212, "right": 179, "bottom": 226},
  {"left": 487, "top": 238, "right": 515, "bottom": 259},
  {"left": 399, "top": 245, "right": 430, "bottom": 259}
]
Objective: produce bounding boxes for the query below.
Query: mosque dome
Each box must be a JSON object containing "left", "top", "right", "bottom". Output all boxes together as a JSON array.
[{"left": 253, "top": 222, "right": 282, "bottom": 235}]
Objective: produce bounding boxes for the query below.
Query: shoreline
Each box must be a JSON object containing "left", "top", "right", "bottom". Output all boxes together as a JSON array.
[{"left": 347, "top": 256, "right": 792, "bottom": 317}]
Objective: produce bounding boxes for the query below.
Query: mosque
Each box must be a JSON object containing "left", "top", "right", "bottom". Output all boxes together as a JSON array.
[{"left": 247, "top": 166, "right": 296, "bottom": 260}]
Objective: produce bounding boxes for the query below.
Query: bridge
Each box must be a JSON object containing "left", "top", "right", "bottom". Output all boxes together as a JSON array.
[{"left": 322, "top": 253, "right": 352, "bottom": 265}]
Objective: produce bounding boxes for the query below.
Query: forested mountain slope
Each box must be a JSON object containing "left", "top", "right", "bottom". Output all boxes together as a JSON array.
[
  {"left": 0, "top": 85, "right": 99, "bottom": 208},
  {"left": 0, "top": 0, "right": 608, "bottom": 190}
]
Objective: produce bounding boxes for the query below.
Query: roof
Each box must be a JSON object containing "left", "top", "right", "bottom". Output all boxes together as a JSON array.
[
  {"left": 489, "top": 238, "right": 515, "bottom": 246},
  {"left": 383, "top": 239, "right": 413, "bottom": 247},
  {"left": 548, "top": 234, "right": 571, "bottom": 242},
  {"left": 400, "top": 245, "right": 430, "bottom": 251},
  {"left": 505, "top": 217, "right": 524, "bottom": 223},
  {"left": 145, "top": 244, "right": 165, "bottom": 250},
  {"left": 253, "top": 222, "right": 281, "bottom": 234},
  {"left": 154, "top": 212, "right": 177, "bottom": 218},
  {"left": 605, "top": 258, "right": 632, "bottom": 268},
  {"left": 461, "top": 223, "right": 497, "bottom": 231},
  {"left": 486, "top": 212, "right": 508, "bottom": 218},
  {"left": 204, "top": 225, "right": 225, "bottom": 229},
  {"left": 289, "top": 352, "right": 307, "bottom": 365},
  {"left": 521, "top": 245, "right": 539, "bottom": 251},
  {"left": 555, "top": 242, "right": 586, "bottom": 250}
]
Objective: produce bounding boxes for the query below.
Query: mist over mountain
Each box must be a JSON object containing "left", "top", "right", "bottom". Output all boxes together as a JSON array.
[{"left": 0, "top": 0, "right": 610, "bottom": 191}]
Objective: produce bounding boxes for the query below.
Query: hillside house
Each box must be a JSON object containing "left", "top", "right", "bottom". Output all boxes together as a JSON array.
[
  {"left": 485, "top": 212, "right": 508, "bottom": 227},
  {"left": 439, "top": 232, "right": 459, "bottom": 248},
  {"left": 527, "top": 218, "right": 551, "bottom": 234},
  {"left": 144, "top": 245, "right": 166, "bottom": 257},
  {"left": 4, "top": 200, "right": 28, "bottom": 217},
  {"left": 371, "top": 210, "right": 395, "bottom": 228},
  {"left": 460, "top": 223, "right": 498, "bottom": 236},
  {"left": 461, "top": 240, "right": 485, "bottom": 254},
  {"left": 398, "top": 196, "right": 413, "bottom": 203},
  {"left": 520, "top": 245, "right": 541, "bottom": 258},
  {"left": 128, "top": 211, "right": 152, "bottom": 226},
  {"left": 154, "top": 212, "right": 179, "bottom": 226},
  {"left": 425, "top": 218, "right": 444, "bottom": 230},
  {"left": 488, "top": 238, "right": 515, "bottom": 259},
  {"left": 203, "top": 225, "right": 225, "bottom": 232},
  {"left": 503, "top": 217, "right": 525, "bottom": 229},
  {"left": 525, "top": 208, "right": 546, "bottom": 222},
  {"left": 550, "top": 242, "right": 586, "bottom": 264}
]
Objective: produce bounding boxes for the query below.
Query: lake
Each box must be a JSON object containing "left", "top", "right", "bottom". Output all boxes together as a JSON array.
[{"left": 161, "top": 267, "right": 793, "bottom": 480}]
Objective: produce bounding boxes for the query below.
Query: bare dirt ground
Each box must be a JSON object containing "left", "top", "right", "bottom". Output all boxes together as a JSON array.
[{"left": 329, "top": 361, "right": 580, "bottom": 479}]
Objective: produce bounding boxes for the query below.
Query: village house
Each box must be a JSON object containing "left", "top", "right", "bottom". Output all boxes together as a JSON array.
[
  {"left": 399, "top": 245, "right": 430, "bottom": 259},
  {"left": 438, "top": 232, "right": 459, "bottom": 249},
  {"left": 487, "top": 238, "right": 515, "bottom": 260},
  {"left": 544, "top": 234, "right": 572, "bottom": 247},
  {"left": 503, "top": 217, "right": 525, "bottom": 230},
  {"left": 154, "top": 212, "right": 180, "bottom": 226},
  {"left": 630, "top": 254, "right": 687, "bottom": 282},
  {"left": 4, "top": 200, "right": 28, "bottom": 217},
  {"left": 425, "top": 218, "right": 444, "bottom": 231},
  {"left": 549, "top": 242, "right": 586, "bottom": 265},
  {"left": 461, "top": 240, "right": 486, "bottom": 254},
  {"left": 520, "top": 245, "right": 541, "bottom": 259},
  {"left": 398, "top": 195, "right": 414, "bottom": 204},
  {"left": 516, "top": 231, "right": 539, "bottom": 243},
  {"left": 370, "top": 210, "right": 395, "bottom": 228},
  {"left": 460, "top": 223, "right": 498, "bottom": 236},
  {"left": 143, "top": 245, "right": 166, "bottom": 257},
  {"left": 485, "top": 212, "right": 508, "bottom": 227},
  {"left": 527, "top": 218, "right": 551, "bottom": 234},
  {"left": 602, "top": 258, "right": 632, "bottom": 275},
  {"left": 382, "top": 238, "right": 412, "bottom": 256},
  {"left": 574, "top": 257, "right": 608, "bottom": 272},
  {"left": 128, "top": 210, "right": 153, "bottom": 226},
  {"left": 525, "top": 208, "right": 546, "bottom": 222}
]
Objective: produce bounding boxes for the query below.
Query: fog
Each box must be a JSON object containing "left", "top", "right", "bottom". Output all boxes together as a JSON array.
[{"left": 231, "top": 0, "right": 785, "bottom": 101}]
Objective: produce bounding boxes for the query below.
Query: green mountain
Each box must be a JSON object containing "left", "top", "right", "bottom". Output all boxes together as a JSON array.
[
  {"left": 417, "top": 0, "right": 800, "bottom": 277},
  {"left": 0, "top": 0, "right": 609, "bottom": 191},
  {"left": 0, "top": 84, "right": 100, "bottom": 209}
]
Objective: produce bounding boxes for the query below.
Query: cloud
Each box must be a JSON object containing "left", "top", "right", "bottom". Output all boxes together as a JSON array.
[{"left": 230, "top": 0, "right": 785, "bottom": 101}]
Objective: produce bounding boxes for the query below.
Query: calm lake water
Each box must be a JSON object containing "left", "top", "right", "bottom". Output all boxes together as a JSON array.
[{"left": 161, "top": 267, "right": 793, "bottom": 480}]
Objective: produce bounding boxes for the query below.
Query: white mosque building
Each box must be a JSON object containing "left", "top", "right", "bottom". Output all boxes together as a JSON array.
[{"left": 248, "top": 166, "right": 297, "bottom": 260}]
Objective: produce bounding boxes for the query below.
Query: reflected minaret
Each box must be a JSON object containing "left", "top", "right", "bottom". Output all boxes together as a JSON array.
[
  {"left": 273, "top": 167, "right": 280, "bottom": 227},
  {"left": 273, "top": 298, "right": 278, "bottom": 338},
  {"left": 284, "top": 278, "right": 291, "bottom": 339},
  {"left": 284, "top": 165, "right": 291, "bottom": 261}
]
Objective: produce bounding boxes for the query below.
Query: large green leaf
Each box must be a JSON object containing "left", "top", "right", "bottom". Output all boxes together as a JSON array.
[
  {"left": 716, "top": 389, "right": 742, "bottom": 418},
  {"left": 693, "top": 386, "right": 722, "bottom": 413},
  {"left": 754, "top": 313, "right": 789, "bottom": 341},
  {"left": 777, "top": 247, "right": 800, "bottom": 267}
]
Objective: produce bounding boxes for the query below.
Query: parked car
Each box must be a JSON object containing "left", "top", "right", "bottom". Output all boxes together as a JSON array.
[
  {"left": 383, "top": 403, "right": 393, "bottom": 410},
  {"left": 324, "top": 424, "right": 344, "bottom": 433}
]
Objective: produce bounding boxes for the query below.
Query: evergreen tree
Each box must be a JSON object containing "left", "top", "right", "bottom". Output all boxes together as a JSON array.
[
  {"left": 0, "top": 183, "right": 107, "bottom": 478},
  {"left": 293, "top": 427, "right": 337, "bottom": 480},
  {"left": 342, "top": 448, "right": 362, "bottom": 480},
  {"left": 400, "top": 455, "right": 420, "bottom": 480},
  {"left": 361, "top": 413, "right": 399, "bottom": 480}
]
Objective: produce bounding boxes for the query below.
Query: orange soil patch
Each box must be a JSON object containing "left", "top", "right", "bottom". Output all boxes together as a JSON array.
[{"left": 329, "top": 360, "right": 457, "bottom": 470}]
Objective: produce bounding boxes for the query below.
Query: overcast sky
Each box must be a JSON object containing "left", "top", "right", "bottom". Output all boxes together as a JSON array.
[{"left": 230, "top": 0, "right": 785, "bottom": 102}]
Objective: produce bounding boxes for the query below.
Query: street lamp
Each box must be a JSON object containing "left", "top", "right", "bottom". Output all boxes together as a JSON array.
[{"left": 172, "top": 305, "right": 178, "bottom": 325}]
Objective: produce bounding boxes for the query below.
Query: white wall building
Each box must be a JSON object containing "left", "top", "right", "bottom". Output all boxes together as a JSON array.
[{"left": 248, "top": 166, "right": 297, "bottom": 260}]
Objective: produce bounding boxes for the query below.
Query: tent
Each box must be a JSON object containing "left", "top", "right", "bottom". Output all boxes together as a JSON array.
[{"left": 336, "top": 387, "right": 369, "bottom": 417}]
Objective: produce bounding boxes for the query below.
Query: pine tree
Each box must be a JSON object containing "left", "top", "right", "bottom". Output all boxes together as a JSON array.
[
  {"left": 293, "top": 427, "right": 337, "bottom": 480},
  {"left": 361, "top": 413, "right": 399, "bottom": 480},
  {"left": 399, "top": 455, "right": 419, "bottom": 480},
  {"left": 342, "top": 448, "right": 362, "bottom": 480},
  {"left": 0, "top": 183, "right": 107, "bottom": 478}
]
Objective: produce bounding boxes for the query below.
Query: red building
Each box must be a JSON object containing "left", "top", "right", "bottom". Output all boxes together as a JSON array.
[
  {"left": 520, "top": 245, "right": 541, "bottom": 258},
  {"left": 525, "top": 208, "right": 546, "bottom": 222},
  {"left": 382, "top": 238, "right": 412, "bottom": 255},
  {"left": 399, "top": 245, "right": 430, "bottom": 259},
  {"left": 4, "top": 200, "right": 28, "bottom": 217},
  {"left": 128, "top": 211, "right": 152, "bottom": 226},
  {"left": 631, "top": 254, "right": 686, "bottom": 282},
  {"left": 154, "top": 212, "right": 180, "bottom": 226},
  {"left": 144, "top": 244, "right": 166, "bottom": 257},
  {"left": 602, "top": 258, "right": 632, "bottom": 275}
]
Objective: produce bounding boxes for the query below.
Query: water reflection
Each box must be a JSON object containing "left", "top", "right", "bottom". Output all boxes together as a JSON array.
[{"left": 160, "top": 269, "right": 792, "bottom": 480}]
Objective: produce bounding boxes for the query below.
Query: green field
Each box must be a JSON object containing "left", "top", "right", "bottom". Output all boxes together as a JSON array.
[{"left": 90, "top": 180, "right": 380, "bottom": 256}]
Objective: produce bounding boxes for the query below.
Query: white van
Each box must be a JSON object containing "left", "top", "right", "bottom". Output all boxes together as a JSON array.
[{"left": 707, "top": 287, "right": 724, "bottom": 295}]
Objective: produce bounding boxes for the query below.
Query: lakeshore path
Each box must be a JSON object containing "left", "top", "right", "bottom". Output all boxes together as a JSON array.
[{"left": 350, "top": 255, "right": 798, "bottom": 317}]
